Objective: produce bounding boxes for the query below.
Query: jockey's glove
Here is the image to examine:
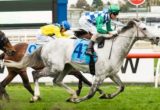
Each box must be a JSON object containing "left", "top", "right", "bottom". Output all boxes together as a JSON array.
[{"left": 109, "top": 30, "right": 118, "bottom": 35}]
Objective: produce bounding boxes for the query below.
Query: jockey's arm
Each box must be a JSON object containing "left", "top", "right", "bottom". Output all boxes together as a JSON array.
[
  {"left": 53, "top": 27, "right": 63, "bottom": 38},
  {"left": 96, "top": 16, "right": 108, "bottom": 34},
  {"left": 106, "top": 20, "right": 113, "bottom": 32},
  {"left": 106, "top": 21, "right": 119, "bottom": 37},
  {"left": 40, "top": 24, "right": 61, "bottom": 37}
]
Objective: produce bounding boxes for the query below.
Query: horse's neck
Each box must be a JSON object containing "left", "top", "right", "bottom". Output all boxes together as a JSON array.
[
  {"left": 117, "top": 33, "right": 136, "bottom": 54},
  {"left": 102, "top": 29, "right": 137, "bottom": 59}
]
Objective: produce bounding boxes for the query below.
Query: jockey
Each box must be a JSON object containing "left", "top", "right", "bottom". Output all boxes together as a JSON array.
[
  {"left": 79, "top": 4, "right": 120, "bottom": 55},
  {"left": 36, "top": 20, "right": 71, "bottom": 42}
]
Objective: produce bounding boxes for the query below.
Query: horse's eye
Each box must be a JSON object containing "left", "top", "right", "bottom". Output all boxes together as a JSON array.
[{"left": 142, "top": 28, "right": 146, "bottom": 30}]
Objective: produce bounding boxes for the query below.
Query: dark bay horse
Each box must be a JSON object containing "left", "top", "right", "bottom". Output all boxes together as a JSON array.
[
  {"left": 0, "top": 30, "right": 103, "bottom": 102},
  {"left": 0, "top": 31, "right": 16, "bottom": 100}
]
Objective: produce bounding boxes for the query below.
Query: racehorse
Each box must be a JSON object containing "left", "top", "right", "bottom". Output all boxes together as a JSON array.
[
  {"left": 0, "top": 31, "right": 16, "bottom": 100},
  {"left": 4, "top": 19, "right": 160, "bottom": 103},
  {"left": 0, "top": 31, "right": 104, "bottom": 102}
]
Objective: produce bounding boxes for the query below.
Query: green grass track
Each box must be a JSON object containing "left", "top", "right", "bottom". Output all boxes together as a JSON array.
[{"left": 1, "top": 84, "right": 160, "bottom": 110}]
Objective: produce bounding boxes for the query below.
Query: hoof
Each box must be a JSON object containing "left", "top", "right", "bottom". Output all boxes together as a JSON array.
[
  {"left": 99, "top": 94, "right": 106, "bottom": 99},
  {"left": 99, "top": 94, "right": 112, "bottom": 99},
  {"left": 0, "top": 94, "right": 10, "bottom": 102},
  {"left": 66, "top": 98, "right": 80, "bottom": 103},
  {"left": 30, "top": 96, "right": 42, "bottom": 103},
  {"left": 37, "top": 96, "right": 42, "bottom": 101},
  {"left": 29, "top": 100, "right": 34, "bottom": 103},
  {"left": 66, "top": 98, "right": 72, "bottom": 102}
]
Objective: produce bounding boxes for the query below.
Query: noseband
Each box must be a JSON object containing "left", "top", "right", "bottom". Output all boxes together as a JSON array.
[{"left": 135, "top": 22, "right": 147, "bottom": 40}]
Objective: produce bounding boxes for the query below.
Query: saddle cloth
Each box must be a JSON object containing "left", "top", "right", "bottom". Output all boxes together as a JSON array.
[
  {"left": 71, "top": 39, "right": 97, "bottom": 64},
  {"left": 26, "top": 43, "right": 41, "bottom": 55}
]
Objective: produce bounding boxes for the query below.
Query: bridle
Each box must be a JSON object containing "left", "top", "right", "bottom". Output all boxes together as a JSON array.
[
  {"left": 108, "top": 21, "right": 159, "bottom": 59},
  {"left": 135, "top": 22, "right": 147, "bottom": 40},
  {"left": 135, "top": 21, "right": 159, "bottom": 45}
]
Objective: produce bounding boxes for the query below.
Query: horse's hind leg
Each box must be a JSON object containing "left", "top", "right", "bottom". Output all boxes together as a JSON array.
[
  {"left": 99, "top": 74, "right": 125, "bottom": 99},
  {"left": 0, "top": 70, "right": 17, "bottom": 101}
]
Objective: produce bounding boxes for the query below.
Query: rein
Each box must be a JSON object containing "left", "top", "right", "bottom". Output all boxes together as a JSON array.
[
  {"left": 108, "top": 36, "right": 116, "bottom": 59},
  {"left": 108, "top": 22, "right": 146, "bottom": 59},
  {"left": 135, "top": 22, "right": 147, "bottom": 39}
]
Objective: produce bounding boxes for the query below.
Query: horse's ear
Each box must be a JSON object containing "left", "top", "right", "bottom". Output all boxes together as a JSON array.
[
  {"left": 133, "top": 18, "right": 140, "bottom": 22},
  {"left": 0, "top": 31, "right": 5, "bottom": 36},
  {"left": 132, "top": 19, "right": 141, "bottom": 26}
]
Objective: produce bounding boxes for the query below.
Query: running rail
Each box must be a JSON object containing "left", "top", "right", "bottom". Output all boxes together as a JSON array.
[
  {"left": 127, "top": 53, "right": 160, "bottom": 58},
  {"left": 127, "top": 53, "right": 160, "bottom": 88}
]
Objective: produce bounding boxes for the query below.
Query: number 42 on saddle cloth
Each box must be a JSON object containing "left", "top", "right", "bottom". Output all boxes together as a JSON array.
[{"left": 71, "top": 39, "right": 97, "bottom": 64}]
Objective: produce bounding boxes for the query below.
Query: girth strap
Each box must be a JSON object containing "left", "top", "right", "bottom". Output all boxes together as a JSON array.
[{"left": 89, "top": 55, "right": 95, "bottom": 75}]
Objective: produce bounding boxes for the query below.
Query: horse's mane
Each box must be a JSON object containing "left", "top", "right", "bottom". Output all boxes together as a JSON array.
[{"left": 121, "top": 19, "right": 140, "bottom": 33}]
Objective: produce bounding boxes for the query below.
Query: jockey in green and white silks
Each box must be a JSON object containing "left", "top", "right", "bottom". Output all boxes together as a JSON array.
[{"left": 79, "top": 4, "right": 120, "bottom": 55}]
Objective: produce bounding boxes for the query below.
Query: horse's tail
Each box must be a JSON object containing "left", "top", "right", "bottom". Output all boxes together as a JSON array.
[{"left": 4, "top": 46, "right": 43, "bottom": 69}]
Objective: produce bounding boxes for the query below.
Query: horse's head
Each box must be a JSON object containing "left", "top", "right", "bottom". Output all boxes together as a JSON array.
[
  {"left": 0, "top": 31, "right": 16, "bottom": 56},
  {"left": 121, "top": 19, "right": 160, "bottom": 44}
]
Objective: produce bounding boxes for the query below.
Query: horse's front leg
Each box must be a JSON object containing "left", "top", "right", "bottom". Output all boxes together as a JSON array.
[
  {"left": 70, "top": 75, "right": 104, "bottom": 103},
  {"left": 100, "top": 74, "right": 125, "bottom": 99},
  {"left": 69, "top": 71, "right": 105, "bottom": 96},
  {"left": 19, "top": 70, "right": 34, "bottom": 96},
  {"left": 0, "top": 70, "right": 18, "bottom": 101}
]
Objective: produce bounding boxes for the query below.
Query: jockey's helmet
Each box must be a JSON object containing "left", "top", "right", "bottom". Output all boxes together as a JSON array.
[
  {"left": 60, "top": 21, "right": 71, "bottom": 30},
  {"left": 108, "top": 4, "right": 120, "bottom": 15}
]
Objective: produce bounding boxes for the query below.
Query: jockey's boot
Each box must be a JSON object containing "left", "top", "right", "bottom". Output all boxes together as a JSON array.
[{"left": 86, "top": 41, "right": 95, "bottom": 56}]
